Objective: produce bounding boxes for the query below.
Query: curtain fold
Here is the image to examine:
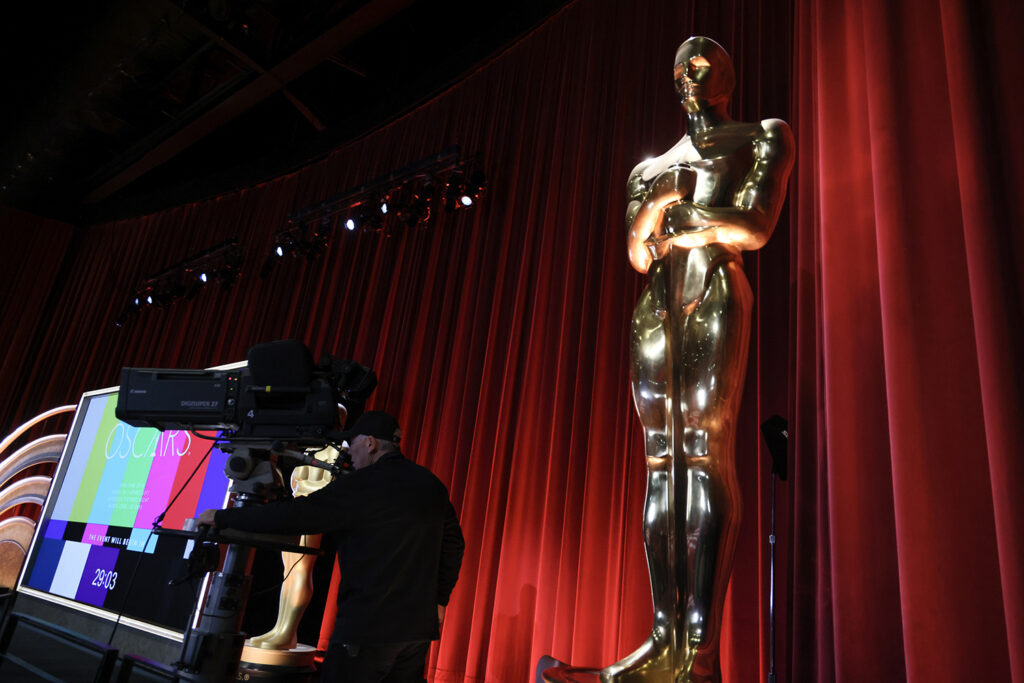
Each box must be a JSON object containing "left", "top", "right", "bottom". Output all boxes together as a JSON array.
[
  {"left": 2, "top": 0, "right": 1021, "bottom": 681},
  {"left": 940, "top": 3, "right": 1024, "bottom": 679},
  {"left": 791, "top": 0, "right": 1024, "bottom": 680},
  {"left": 0, "top": 207, "right": 76, "bottom": 433}
]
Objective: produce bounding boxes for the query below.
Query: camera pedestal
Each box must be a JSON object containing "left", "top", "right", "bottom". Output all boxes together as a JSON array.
[
  {"left": 169, "top": 533, "right": 323, "bottom": 681},
  {"left": 176, "top": 542, "right": 255, "bottom": 682},
  {"left": 165, "top": 465, "right": 321, "bottom": 682}
]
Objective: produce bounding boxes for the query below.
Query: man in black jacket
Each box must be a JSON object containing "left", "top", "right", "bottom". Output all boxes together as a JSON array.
[{"left": 197, "top": 411, "right": 465, "bottom": 682}]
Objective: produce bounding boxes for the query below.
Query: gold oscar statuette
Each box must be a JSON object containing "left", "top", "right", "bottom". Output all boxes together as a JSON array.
[{"left": 544, "top": 36, "right": 794, "bottom": 683}]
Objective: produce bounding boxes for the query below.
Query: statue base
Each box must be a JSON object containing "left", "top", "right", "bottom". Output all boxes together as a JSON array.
[{"left": 239, "top": 643, "right": 318, "bottom": 680}]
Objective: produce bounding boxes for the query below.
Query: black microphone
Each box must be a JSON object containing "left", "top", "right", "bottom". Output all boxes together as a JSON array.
[
  {"left": 295, "top": 450, "right": 344, "bottom": 476},
  {"left": 760, "top": 415, "right": 789, "bottom": 481}
]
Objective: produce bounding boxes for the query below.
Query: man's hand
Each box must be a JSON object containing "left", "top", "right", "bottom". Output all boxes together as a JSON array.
[
  {"left": 196, "top": 509, "right": 219, "bottom": 528},
  {"left": 437, "top": 604, "right": 446, "bottom": 629}
]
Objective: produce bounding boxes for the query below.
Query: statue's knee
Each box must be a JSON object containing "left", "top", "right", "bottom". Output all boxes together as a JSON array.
[
  {"left": 682, "top": 427, "right": 709, "bottom": 459},
  {"left": 645, "top": 430, "right": 670, "bottom": 458}
]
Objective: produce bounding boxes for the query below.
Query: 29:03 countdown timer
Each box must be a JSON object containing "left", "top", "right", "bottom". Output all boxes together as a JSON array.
[{"left": 92, "top": 568, "right": 118, "bottom": 590}]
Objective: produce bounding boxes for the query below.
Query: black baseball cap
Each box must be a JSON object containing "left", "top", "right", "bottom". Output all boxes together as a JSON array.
[{"left": 340, "top": 410, "right": 402, "bottom": 444}]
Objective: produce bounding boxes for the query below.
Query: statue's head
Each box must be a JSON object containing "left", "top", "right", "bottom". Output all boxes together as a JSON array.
[{"left": 674, "top": 37, "right": 735, "bottom": 113}]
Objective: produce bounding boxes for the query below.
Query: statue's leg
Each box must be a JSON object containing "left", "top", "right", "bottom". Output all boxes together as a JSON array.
[
  {"left": 248, "top": 534, "right": 321, "bottom": 650},
  {"left": 673, "top": 261, "right": 751, "bottom": 683},
  {"left": 601, "top": 258, "right": 750, "bottom": 683},
  {"left": 603, "top": 266, "right": 678, "bottom": 683}
]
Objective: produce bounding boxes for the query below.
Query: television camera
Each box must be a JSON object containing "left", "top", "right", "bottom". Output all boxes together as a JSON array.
[
  {"left": 115, "top": 339, "right": 376, "bottom": 681},
  {"left": 117, "top": 339, "right": 377, "bottom": 494}
]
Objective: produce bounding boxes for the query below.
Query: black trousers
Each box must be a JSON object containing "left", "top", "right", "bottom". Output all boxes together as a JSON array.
[{"left": 319, "top": 641, "right": 430, "bottom": 683}]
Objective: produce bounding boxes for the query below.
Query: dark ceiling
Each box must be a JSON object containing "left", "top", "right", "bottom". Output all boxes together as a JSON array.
[{"left": 0, "top": 0, "right": 570, "bottom": 224}]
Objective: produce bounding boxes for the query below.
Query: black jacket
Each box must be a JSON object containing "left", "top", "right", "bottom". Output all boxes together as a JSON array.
[{"left": 215, "top": 451, "right": 464, "bottom": 643}]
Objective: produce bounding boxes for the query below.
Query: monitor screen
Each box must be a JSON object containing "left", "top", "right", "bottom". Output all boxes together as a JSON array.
[{"left": 17, "top": 386, "right": 232, "bottom": 638}]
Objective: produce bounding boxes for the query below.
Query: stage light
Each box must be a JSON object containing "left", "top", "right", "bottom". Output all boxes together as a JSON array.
[
  {"left": 273, "top": 232, "right": 300, "bottom": 259},
  {"left": 401, "top": 185, "right": 432, "bottom": 228},
  {"left": 461, "top": 170, "right": 487, "bottom": 206},
  {"left": 442, "top": 167, "right": 485, "bottom": 212},
  {"left": 302, "top": 230, "right": 329, "bottom": 260},
  {"left": 443, "top": 171, "right": 465, "bottom": 212},
  {"left": 279, "top": 148, "right": 485, "bottom": 238},
  {"left": 125, "top": 239, "right": 244, "bottom": 312},
  {"left": 452, "top": 167, "right": 487, "bottom": 208},
  {"left": 293, "top": 218, "right": 332, "bottom": 261},
  {"left": 351, "top": 203, "right": 383, "bottom": 232}
]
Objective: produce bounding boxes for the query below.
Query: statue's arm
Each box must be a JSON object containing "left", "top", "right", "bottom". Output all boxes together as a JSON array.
[
  {"left": 626, "top": 165, "right": 688, "bottom": 273},
  {"left": 291, "top": 446, "right": 339, "bottom": 497},
  {"left": 661, "top": 119, "right": 795, "bottom": 251}
]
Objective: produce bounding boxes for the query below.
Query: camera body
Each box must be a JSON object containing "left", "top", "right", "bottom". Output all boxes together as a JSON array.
[
  {"left": 115, "top": 340, "right": 376, "bottom": 450},
  {"left": 116, "top": 366, "right": 341, "bottom": 447}
]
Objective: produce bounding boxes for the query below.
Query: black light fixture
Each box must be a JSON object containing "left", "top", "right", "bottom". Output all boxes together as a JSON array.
[
  {"left": 443, "top": 170, "right": 465, "bottom": 212},
  {"left": 151, "top": 291, "right": 175, "bottom": 307},
  {"left": 356, "top": 202, "right": 383, "bottom": 232},
  {"left": 262, "top": 226, "right": 303, "bottom": 278},
  {"left": 275, "top": 231, "right": 298, "bottom": 258},
  {"left": 302, "top": 232, "right": 329, "bottom": 260},
  {"left": 283, "top": 147, "right": 486, "bottom": 237},
  {"left": 400, "top": 182, "right": 433, "bottom": 228},
  {"left": 462, "top": 169, "right": 487, "bottom": 206},
  {"left": 118, "top": 240, "right": 243, "bottom": 325},
  {"left": 261, "top": 215, "right": 339, "bottom": 277},
  {"left": 182, "top": 270, "right": 204, "bottom": 300},
  {"left": 441, "top": 163, "right": 486, "bottom": 212}
]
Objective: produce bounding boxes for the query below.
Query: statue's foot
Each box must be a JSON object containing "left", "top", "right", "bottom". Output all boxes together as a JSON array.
[
  {"left": 245, "top": 633, "right": 269, "bottom": 647},
  {"left": 245, "top": 629, "right": 297, "bottom": 651},
  {"left": 600, "top": 636, "right": 678, "bottom": 683},
  {"left": 254, "top": 635, "right": 298, "bottom": 651},
  {"left": 542, "top": 633, "right": 709, "bottom": 683},
  {"left": 541, "top": 666, "right": 603, "bottom": 683}
]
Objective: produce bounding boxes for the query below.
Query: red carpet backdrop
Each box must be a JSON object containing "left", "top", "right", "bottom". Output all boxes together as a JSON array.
[{"left": 1, "top": 0, "right": 1021, "bottom": 681}]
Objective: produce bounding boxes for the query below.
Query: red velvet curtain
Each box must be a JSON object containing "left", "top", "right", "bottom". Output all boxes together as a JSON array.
[
  {"left": 789, "top": 0, "right": 1024, "bottom": 680},
  {"left": 0, "top": 207, "right": 76, "bottom": 430},
  {"left": 2, "top": 0, "right": 1022, "bottom": 681}
]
